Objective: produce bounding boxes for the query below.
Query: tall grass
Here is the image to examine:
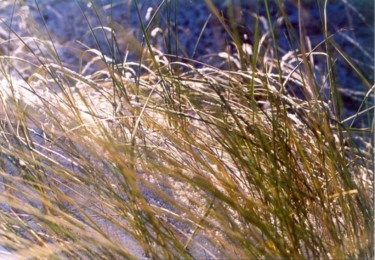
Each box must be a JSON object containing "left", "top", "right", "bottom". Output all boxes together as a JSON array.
[{"left": 0, "top": 0, "right": 373, "bottom": 259}]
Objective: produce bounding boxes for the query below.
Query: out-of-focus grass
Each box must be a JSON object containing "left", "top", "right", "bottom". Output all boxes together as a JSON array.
[{"left": 0, "top": 0, "right": 372, "bottom": 259}]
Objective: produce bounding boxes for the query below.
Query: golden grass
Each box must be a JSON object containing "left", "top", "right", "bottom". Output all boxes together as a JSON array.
[{"left": 0, "top": 0, "right": 372, "bottom": 259}]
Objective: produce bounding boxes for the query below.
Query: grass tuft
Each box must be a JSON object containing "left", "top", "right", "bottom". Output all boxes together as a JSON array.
[{"left": 0, "top": 0, "right": 372, "bottom": 258}]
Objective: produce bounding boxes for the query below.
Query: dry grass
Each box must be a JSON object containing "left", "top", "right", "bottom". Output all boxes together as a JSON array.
[{"left": 0, "top": 0, "right": 373, "bottom": 259}]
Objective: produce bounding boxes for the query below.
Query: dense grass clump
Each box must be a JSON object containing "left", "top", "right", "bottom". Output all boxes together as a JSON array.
[{"left": 0, "top": 0, "right": 373, "bottom": 259}]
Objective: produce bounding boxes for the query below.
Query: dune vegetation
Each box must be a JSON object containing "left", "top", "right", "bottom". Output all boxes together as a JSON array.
[{"left": 0, "top": 0, "right": 373, "bottom": 259}]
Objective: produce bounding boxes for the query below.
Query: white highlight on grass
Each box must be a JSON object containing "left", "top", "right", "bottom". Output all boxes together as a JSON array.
[{"left": 145, "top": 7, "right": 153, "bottom": 21}]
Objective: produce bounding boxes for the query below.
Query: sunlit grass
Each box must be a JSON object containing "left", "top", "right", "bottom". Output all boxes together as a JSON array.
[{"left": 0, "top": 0, "right": 372, "bottom": 259}]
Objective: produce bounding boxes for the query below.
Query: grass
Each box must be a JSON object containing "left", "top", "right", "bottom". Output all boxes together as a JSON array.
[{"left": 0, "top": 0, "right": 373, "bottom": 259}]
